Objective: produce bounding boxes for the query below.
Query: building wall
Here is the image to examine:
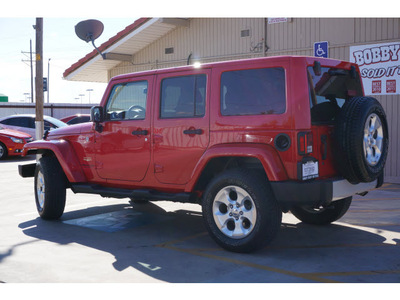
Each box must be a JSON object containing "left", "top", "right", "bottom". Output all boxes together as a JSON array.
[
  {"left": 265, "top": 18, "right": 400, "bottom": 58},
  {"left": 109, "top": 18, "right": 265, "bottom": 77},
  {"left": 109, "top": 18, "right": 400, "bottom": 183}
]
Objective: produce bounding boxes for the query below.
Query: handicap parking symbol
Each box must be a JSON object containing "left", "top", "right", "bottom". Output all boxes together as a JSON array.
[{"left": 314, "top": 41, "right": 329, "bottom": 58}]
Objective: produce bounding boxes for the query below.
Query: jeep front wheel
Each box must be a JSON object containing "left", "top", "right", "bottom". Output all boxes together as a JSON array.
[
  {"left": 290, "top": 197, "right": 352, "bottom": 225},
  {"left": 34, "top": 156, "right": 67, "bottom": 220},
  {"left": 202, "top": 169, "right": 282, "bottom": 253}
]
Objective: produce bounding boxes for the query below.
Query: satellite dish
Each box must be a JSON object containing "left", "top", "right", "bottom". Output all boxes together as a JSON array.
[
  {"left": 75, "top": 19, "right": 105, "bottom": 59},
  {"left": 75, "top": 19, "right": 104, "bottom": 42}
]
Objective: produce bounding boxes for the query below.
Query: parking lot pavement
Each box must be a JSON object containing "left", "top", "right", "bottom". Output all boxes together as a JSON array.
[{"left": 0, "top": 156, "right": 399, "bottom": 284}]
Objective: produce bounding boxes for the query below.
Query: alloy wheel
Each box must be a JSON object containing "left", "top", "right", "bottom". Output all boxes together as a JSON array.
[{"left": 212, "top": 185, "right": 257, "bottom": 239}]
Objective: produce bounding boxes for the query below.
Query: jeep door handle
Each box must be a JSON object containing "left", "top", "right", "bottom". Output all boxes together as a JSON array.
[
  {"left": 132, "top": 129, "right": 149, "bottom": 136},
  {"left": 183, "top": 129, "right": 203, "bottom": 135}
]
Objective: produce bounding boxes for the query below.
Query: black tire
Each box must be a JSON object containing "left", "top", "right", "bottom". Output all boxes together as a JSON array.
[
  {"left": 34, "top": 156, "right": 67, "bottom": 220},
  {"left": 334, "top": 96, "right": 388, "bottom": 184},
  {"left": 0, "top": 142, "right": 7, "bottom": 160},
  {"left": 290, "top": 197, "right": 352, "bottom": 225},
  {"left": 202, "top": 169, "right": 282, "bottom": 253}
]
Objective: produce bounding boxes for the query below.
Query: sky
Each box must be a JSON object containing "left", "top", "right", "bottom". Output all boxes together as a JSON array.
[{"left": 0, "top": 17, "right": 137, "bottom": 104}]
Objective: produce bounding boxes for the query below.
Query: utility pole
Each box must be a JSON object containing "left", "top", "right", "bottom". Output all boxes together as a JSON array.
[
  {"left": 22, "top": 40, "right": 35, "bottom": 103},
  {"left": 35, "top": 18, "right": 44, "bottom": 141}
]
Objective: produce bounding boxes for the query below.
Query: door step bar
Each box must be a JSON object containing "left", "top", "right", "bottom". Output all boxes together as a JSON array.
[{"left": 71, "top": 183, "right": 195, "bottom": 203}]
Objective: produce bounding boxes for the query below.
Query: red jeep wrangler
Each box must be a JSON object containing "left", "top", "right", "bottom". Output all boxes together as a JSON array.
[{"left": 19, "top": 56, "right": 389, "bottom": 253}]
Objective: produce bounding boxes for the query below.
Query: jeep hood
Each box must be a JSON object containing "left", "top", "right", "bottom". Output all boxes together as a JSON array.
[{"left": 47, "top": 122, "right": 93, "bottom": 139}]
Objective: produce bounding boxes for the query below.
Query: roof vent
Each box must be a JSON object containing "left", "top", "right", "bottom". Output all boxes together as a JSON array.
[
  {"left": 241, "top": 29, "right": 250, "bottom": 37},
  {"left": 165, "top": 47, "right": 174, "bottom": 54}
]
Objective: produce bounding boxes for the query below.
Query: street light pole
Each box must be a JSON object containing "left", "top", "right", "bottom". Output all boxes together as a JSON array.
[
  {"left": 86, "top": 89, "right": 93, "bottom": 103},
  {"left": 47, "top": 58, "right": 51, "bottom": 103},
  {"left": 30, "top": 39, "right": 34, "bottom": 104},
  {"left": 23, "top": 93, "right": 30, "bottom": 102},
  {"left": 79, "top": 94, "right": 85, "bottom": 104}
]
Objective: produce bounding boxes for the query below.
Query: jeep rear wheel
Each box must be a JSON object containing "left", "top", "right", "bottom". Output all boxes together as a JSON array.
[
  {"left": 34, "top": 156, "right": 67, "bottom": 220},
  {"left": 290, "top": 197, "right": 352, "bottom": 225},
  {"left": 334, "top": 97, "right": 388, "bottom": 184},
  {"left": 202, "top": 169, "right": 282, "bottom": 253}
]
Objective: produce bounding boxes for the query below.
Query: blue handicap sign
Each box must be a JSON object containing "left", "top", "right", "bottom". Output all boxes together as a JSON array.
[{"left": 314, "top": 41, "right": 329, "bottom": 58}]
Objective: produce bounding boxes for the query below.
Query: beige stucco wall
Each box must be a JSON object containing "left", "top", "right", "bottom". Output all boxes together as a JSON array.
[{"left": 109, "top": 18, "right": 265, "bottom": 76}]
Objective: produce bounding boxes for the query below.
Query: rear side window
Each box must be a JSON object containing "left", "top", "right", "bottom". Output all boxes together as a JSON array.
[
  {"left": 1, "top": 117, "right": 34, "bottom": 128},
  {"left": 160, "top": 75, "right": 206, "bottom": 118},
  {"left": 221, "top": 68, "right": 286, "bottom": 116}
]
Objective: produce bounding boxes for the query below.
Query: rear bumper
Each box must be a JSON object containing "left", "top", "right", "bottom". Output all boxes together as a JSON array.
[{"left": 270, "top": 174, "right": 383, "bottom": 211}]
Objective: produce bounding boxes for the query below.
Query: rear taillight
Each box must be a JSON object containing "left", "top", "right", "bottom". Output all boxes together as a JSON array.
[{"left": 298, "top": 132, "right": 313, "bottom": 155}]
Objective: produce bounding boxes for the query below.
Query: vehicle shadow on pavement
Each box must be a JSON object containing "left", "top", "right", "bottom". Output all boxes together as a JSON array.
[{"left": 17, "top": 202, "right": 400, "bottom": 283}]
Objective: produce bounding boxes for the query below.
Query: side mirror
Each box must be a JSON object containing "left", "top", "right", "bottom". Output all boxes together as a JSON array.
[
  {"left": 91, "top": 106, "right": 103, "bottom": 122},
  {"left": 91, "top": 106, "right": 104, "bottom": 132}
]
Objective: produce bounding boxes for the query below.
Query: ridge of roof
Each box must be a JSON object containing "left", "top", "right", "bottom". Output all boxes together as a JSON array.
[{"left": 63, "top": 17, "right": 151, "bottom": 79}]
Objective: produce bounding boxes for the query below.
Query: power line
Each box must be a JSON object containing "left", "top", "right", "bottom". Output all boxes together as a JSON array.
[
  {"left": 21, "top": 50, "right": 35, "bottom": 67},
  {"left": 21, "top": 41, "right": 35, "bottom": 103}
]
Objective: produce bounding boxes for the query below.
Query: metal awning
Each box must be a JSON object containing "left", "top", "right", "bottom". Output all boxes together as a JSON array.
[{"left": 63, "top": 18, "right": 190, "bottom": 83}]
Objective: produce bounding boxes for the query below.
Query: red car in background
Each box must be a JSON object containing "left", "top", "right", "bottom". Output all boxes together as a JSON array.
[
  {"left": 0, "top": 125, "right": 33, "bottom": 160},
  {"left": 60, "top": 114, "right": 91, "bottom": 125}
]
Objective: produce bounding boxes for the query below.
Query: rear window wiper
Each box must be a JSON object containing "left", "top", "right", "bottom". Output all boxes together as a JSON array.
[{"left": 328, "top": 69, "right": 347, "bottom": 76}]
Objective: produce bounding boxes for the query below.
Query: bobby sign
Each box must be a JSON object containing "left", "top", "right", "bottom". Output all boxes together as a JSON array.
[{"left": 350, "top": 42, "right": 400, "bottom": 95}]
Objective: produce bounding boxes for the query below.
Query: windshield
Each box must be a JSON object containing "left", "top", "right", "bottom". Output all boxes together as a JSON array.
[
  {"left": 308, "top": 66, "right": 363, "bottom": 124},
  {"left": 44, "top": 116, "right": 68, "bottom": 128}
]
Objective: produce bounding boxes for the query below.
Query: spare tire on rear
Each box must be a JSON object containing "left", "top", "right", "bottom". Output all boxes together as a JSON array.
[{"left": 334, "top": 96, "right": 388, "bottom": 184}]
